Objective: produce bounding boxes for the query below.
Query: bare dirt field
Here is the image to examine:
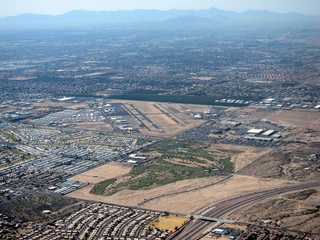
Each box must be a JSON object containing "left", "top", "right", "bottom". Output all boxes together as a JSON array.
[
  {"left": 149, "top": 215, "right": 189, "bottom": 232},
  {"left": 68, "top": 174, "right": 296, "bottom": 215},
  {"left": 31, "top": 100, "right": 88, "bottom": 110},
  {"left": 65, "top": 103, "right": 88, "bottom": 109},
  {"left": 68, "top": 162, "right": 132, "bottom": 184},
  {"left": 73, "top": 122, "right": 113, "bottom": 132},
  {"left": 68, "top": 176, "right": 223, "bottom": 207},
  {"left": 266, "top": 110, "right": 320, "bottom": 129},
  {"left": 140, "top": 175, "right": 297, "bottom": 214},
  {"left": 236, "top": 106, "right": 273, "bottom": 122}
]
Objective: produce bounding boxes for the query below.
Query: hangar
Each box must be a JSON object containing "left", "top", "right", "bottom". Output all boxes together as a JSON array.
[
  {"left": 244, "top": 136, "right": 273, "bottom": 141},
  {"left": 247, "top": 129, "right": 263, "bottom": 135},
  {"left": 262, "top": 130, "right": 275, "bottom": 136}
]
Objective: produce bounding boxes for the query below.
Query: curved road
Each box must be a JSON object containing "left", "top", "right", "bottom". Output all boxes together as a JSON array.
[{"left": 172, "top": 181, "right": 320, "bottom": 240}]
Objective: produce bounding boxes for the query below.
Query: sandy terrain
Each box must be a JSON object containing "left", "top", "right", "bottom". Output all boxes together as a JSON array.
[
  {"left": 73, "top": 122, "right": 113, "bottom": 132},
  {"left": 234, "top": 106, "right": 272, "bottom": 122},
  {"left": 140, "top": 175, "right": 297, "bottom": 214},
  {"left": 32, "top": 100, "right": 89, "bottom": 110},
  {"left": 68, "top": 174, "right": 296, "bottom": 215},
  {"left": 68, "top": 176, "right": 223, "bottom": 206},
  {"left": 68, "top": 162, "right": 132, "bottom": 184},
  {"left": 65, "top": 103, "right": 88, "bottom": 109},
  {"left": 150, "top": 215, "right": 189, "bottom": 232},
  {"left": 266, "top": 110, "right": 320, "bottom": 128},
  {"left": 303, "top": 189, "right": 320, "bottom": 208}
]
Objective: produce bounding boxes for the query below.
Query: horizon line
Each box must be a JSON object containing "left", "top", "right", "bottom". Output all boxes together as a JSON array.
[{"left": 1, "top": 7, "right": 317, "bottom": 18}]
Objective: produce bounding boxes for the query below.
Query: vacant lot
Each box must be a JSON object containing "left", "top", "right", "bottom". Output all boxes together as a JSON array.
[
  {"left": 149, "top": 215, "right": 189, "bottom": 232},
  {"left": 68, "top": 162, "right": 132, "bottom": 184},
  {"left": 31, "top": 100, "right": 88, "bottom": 112},
  {"left": 73, "top": 122, "right": 113, "bottom": 132},
  {"left": 267, "top": 110, "right": 320, "bottom": 129},
  {"left": 140, "top": 175, "right": 297, "bottom": 214}
]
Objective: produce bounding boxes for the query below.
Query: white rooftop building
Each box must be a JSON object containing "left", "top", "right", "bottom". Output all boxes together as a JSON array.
[{"left": 247, "top": 129, "right": 264, "bottom": 135}]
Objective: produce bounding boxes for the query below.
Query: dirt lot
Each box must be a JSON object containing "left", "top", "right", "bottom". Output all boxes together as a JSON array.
[
  {"left": 266, "top": 110, "right": 320, "bottom": 129},
  {"left": 73, "top": 122, "right": 114, "bottom": 132},
  {"left": 68, "top": 174, "right": 295, "bottom": 215},
  {"left": 68, "top": 162, "right": 132, "bottom": 184},
  {"left": 68, "top": 175, "right": 223, "bottom": 206},
  {"left": 32, "top": 99, "right": 88, "bottom": 110},
  {"left": 225, "top": 106, "right": 274, "bottom": 123},
  {"left": 140, "top": 175, "right": 297, "bottom": 214},
  {"left": 149, "top": 215, "right": 189, "bottom": 232}
]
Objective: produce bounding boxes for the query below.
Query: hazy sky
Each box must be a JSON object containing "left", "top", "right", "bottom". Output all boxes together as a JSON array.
[{"left": 1, "top": 0, "right": 319, "bottom": 17}]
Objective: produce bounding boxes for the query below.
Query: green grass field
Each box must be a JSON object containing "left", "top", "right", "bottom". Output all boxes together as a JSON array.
[{"left": 90, "top": 178, "right": 117, "bottom": 195}]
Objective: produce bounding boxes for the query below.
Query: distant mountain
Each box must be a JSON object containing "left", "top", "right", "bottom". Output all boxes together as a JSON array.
[
  {"left": 238, "top": 10, "right": 315, "bottom": 22},
  {"left": 160, "top": 15, "right": 230, "bottom": 29},
  {"left": 0, "top": 8, "right": 318, "bottom": 29}
]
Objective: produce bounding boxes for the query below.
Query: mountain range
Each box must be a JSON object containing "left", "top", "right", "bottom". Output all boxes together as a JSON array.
[{"left": 1, "top": 8, "right": 319, "bottom": 28}]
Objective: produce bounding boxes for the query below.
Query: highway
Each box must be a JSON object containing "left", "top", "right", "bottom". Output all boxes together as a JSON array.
[{"left": 172, "top": 181, "right": 320, "bottom": 240}]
